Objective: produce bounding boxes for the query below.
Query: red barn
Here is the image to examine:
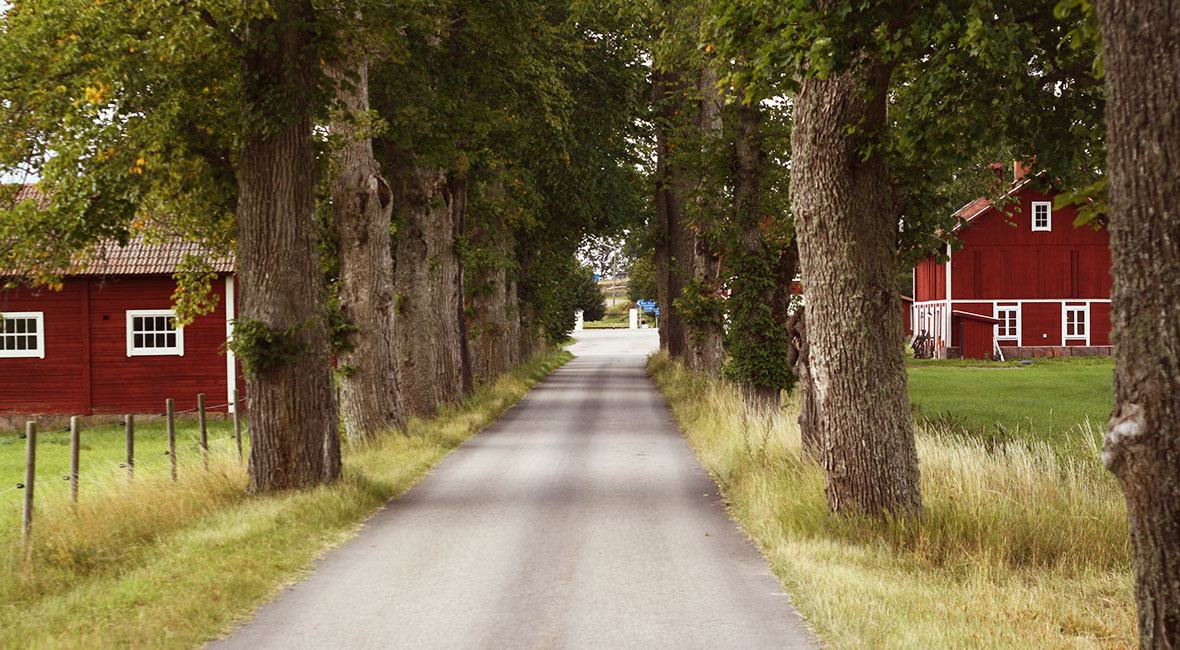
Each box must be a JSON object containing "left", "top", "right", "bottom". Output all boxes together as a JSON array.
[
  {"left": 912, "top": 164, "right": 1111, "bottom": 360},
  {"left": 0, "top": 237, "right": 241, "bottom": 415}
]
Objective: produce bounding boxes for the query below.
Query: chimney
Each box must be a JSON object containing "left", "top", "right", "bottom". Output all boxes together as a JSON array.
[{"left": 1013, "top": 159, "right": 1033, "bottom": 183}]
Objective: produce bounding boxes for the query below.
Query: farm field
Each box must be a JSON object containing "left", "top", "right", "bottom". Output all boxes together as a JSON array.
[{"left": 907, "top": 357, "right": 1114, "bottom": 444}]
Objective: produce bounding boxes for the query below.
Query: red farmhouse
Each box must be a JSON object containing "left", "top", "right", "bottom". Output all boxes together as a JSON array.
[
  {"left": 0, "top": 237, "right": 240, "bottom": 415},
  {"left": 912, "top": 164, "right": 1112, "bottom": 360}
]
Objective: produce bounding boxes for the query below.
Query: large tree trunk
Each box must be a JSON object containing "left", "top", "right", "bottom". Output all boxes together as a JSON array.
[
  {"left": 468, "top": 179, "right": 515, "bottom": 383},
  {"left": 682, "top": 67, "right": 725, "bottom": 374},
  {"left": 729, "top": 101, "right": 797, "bottom": 411},
  {"left": 239, "top": 1, "right": 340, "bottom": 490},
  {"left": 450, "top": 174, "right": 474, "bottom": 397},
  {"left": 653, "top": 67, "right": 689, "bottom": 358},
  {"left": 327, "top": 58, "right": 405, "bottom": 441},
  {"left": 1095, "top": 2, "right": 1180, "bottom": 647},
  {"left": 392, "top": 166, "right": 464, "bottom": 417},
  {"left": 790, "top": 60, "right": 921, "bottom": 517}
]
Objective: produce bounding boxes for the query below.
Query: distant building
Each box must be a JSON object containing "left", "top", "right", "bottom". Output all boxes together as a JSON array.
[{"left": 911, "top": 163, "right": 1111, "bottom": 360}]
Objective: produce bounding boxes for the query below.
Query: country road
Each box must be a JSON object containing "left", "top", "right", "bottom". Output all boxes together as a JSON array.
[{"left": 210, "top": 329, "right": 816, "bottom": 649}]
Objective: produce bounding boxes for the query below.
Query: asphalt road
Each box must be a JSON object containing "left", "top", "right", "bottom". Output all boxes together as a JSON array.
[{"left": 210, "top": 329, "right": 816, "bottom": 649}]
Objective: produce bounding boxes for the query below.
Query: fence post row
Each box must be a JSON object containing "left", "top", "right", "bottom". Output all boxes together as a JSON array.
[
  {"left": 14, "top": 392, "right": 248, "bottom": 549},
  {"left": 233, "top": 389, "right": 243, "bottom": 463},
  {"left": 166, "top": 398, "right": 177, "bottom": 481},
  {"left": 22, "top": 421, "right": 36, "bottom": 545},
  {"left": 69, "top": 416, "right": 80, "bottom": 503},
  {"left": 125, "top": 414, "right": 134, "bottom": 484},
  {"left": 198, "top": 393, "right": 208, "bottom": 470}
]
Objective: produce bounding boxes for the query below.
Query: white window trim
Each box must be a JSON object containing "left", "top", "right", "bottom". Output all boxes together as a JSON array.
[
  {"left": 1031, "top": 201, "right": 1052, "bottom": 232},
  {"left": 995, "top": 304, "right": 1021, "bottom": 345},
  {"left": 126, "top": 309, "right": 185, "bottom": 357},
  {"left": 1063, "top": 303, "right": 1090, "bottom": 345},
  {"left": 0, "top": 311, "right": 45, "bottom": 359}
]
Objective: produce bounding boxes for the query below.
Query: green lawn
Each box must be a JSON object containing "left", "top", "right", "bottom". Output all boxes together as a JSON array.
[{"left": 907, "top": 357, "right": 1114, "bottom": 444}]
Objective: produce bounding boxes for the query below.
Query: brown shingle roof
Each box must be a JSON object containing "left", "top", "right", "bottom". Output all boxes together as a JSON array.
[{"left": 73, "top": 237, "right": 235, "bottom": 275}]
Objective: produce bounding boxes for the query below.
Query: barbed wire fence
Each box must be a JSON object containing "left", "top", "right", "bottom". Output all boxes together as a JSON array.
[{"left": 7, "top": 390, "right": 248, "bottom": 546}]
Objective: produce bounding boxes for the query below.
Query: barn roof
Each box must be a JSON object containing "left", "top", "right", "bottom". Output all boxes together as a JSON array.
[
  {"left": 72, "top": 237, "right": 235, "bottom": 275},
  {"left": 2, "top": 185, "right": 235, "bottom": 277}
]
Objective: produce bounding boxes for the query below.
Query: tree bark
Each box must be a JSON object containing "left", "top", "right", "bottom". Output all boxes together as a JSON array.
[
  {"left": 468, "top": 177, "right": 515, "bottom": 383},
  {"left": 327, "top": 58, "right": 405, "bottom": 442},
  {"left": 1096, "top": 2, "right": 1180, "bottom": 647},
  {"left": 786, "top": 306, "right": 820, "bottom": 461},
  {"left": 653, "top": 67, "right": 689, "bottom": 358},
  {"left": 683, "top": 67, "right": 725, "bottom": 374},
  {"left": 392, "top": 165, "right": 464, "bottom": 418},
  {"left": 239, "top": 1, "right": 340, "bottom": 490},
  {"left": 790, "top": 60, "right": 921, "bottom": 517}
]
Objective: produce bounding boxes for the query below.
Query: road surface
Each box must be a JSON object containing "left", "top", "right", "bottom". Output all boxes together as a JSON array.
[{"left": 211, "top": 329, "right": 816, "bottom": 649}]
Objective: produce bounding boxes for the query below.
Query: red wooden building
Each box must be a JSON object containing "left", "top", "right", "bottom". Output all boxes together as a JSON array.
[
  {"left": 0, "top": 237, "right": 240, "bottom": 415},
  {"left": 912, "top": 164, "right": 1112, "bottom": 359}
]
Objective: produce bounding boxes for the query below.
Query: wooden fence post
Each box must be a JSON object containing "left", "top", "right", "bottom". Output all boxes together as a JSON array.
[
  {"left": 125, "top": 414, "right": 134, "bottom": 484},
  {"left": 22, "top": 421, "right": 36, "bottom": 545},
  {"left": 166, "top": 399, "right": 177, "bottom": 481},
  {"left": 198, "top": 393, "right": 208, "bottom": 469},
  {"left": 69, "top": 416, "right": 80, "bottom": 503},
  {"left": 233, "top": 389, "right": 243, "bottom": 463}
]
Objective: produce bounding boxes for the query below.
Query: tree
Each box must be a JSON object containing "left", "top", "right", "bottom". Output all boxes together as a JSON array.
[
  {"left": 326, "top": 35, "right": 405, "bottom": 442},
  {"left": 0, "top": 0, "right": 351, "bottom": 491},
  {"left": 651, "top": 0, "right": 725, "bottom": 373},
  {"left": 1095, "top": 1, "right": 1180, "bottom": 646},
  {"left": 705, "top": 0, "right": 1107, "bottom": 515},
  {"left": 570, "top": 265, "right": 607, "bottom": 321}
]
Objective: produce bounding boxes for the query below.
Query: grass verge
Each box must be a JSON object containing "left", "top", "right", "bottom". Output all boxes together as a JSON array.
[
  {"left": 649, "top": 351, "right": 1133, "bottom": 649},
  {"left": 0, "top": 347, "right": 571, "bottom": 649}
]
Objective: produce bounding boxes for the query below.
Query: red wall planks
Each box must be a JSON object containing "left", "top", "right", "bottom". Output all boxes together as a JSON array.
[
  {"left": 0, "top": 281, "right": 89, "bottom": 412},
  {"left": 0, "top": 275, "right": 235, "bottom": 415}
]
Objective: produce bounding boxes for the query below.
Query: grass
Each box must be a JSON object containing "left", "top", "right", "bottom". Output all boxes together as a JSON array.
[
  {"left": 0, "top": 347, "right": 571, "bottom": 649},
  {"left": 0, "top": 418, "right": 239, "bottom": 509},
  {"left": 649, "top": 352, "right": 1133, "bottom": 649},
  {"left": 907, "top": 357, "right": 1114, "bottom": 445}
]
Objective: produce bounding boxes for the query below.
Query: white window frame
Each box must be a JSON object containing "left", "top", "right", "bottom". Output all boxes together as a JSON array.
[
  {"left": 0, "top": 311, "right": 45, "bottom": 359},
  {"left": 995, "top": 304, "right": 1021, "bottom": 344},
  {"left": 1031, "top": 201, "right": 1052, "bottom": 232},
  {"left": 126, "top": 309, "right": 185, "bottom": 357},
  {"left": 1063, "top": 303, "right": 1089, "bottom": 344}
]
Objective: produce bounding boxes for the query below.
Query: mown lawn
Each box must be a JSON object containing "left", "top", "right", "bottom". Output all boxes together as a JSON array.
[{"left": 907, "top": 357, "right": 1114, "bottom": 443}]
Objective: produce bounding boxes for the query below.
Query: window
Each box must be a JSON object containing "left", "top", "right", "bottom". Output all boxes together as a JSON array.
[
  {"left": 1065, "top": 306, "right": 1087, "bottom": 339},
  {"left": 996, "top": 307, "right": 1019, "bottom": 340},
  {"left": 0, "top": 312, "right": 44, "bottom": 359},
  {"left": 126, "top": 310, "right": 184, "bottom": 356},
  {"left": 1032, "top": 201, "right": 1052, "bottom": 231}
]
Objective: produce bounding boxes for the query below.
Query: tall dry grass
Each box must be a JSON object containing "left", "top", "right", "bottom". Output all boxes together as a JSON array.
[{"left": 649, "top": 351, "right": 1134, "bottom": 649}]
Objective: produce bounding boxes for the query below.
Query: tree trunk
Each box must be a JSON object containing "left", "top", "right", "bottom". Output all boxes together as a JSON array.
[
  {"left": 1095, "top": 2, "right": 1180, "bottom": 646},
  {"left": 786, "top": 306, "right": 820, "bottom": 461},
  {"left": 653, "top": 67, "right": 689, "bottom": 358},
  {"left": 450, "top": 174, "right": 474, "bottom": 397},
  {"left": 682, "top": 66, "right": 725, "bottom": 374},
  {"left": 392, "top": 165, "right": 463, "bottom": 418},
  {"left": 468, "top": 178, "right": 514, "bottom": 382},
  {"left": 327, "top": 58, "right": 405, "bottom": 442},
  {"left": 790, "top": 60, "right": 921, "bottom": 517},
  {"left": 239, "top": 2, "right": 340, "bottom": 490},
  {"left": 729, "top": 101, "right": 797, "bottom": 411}
]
